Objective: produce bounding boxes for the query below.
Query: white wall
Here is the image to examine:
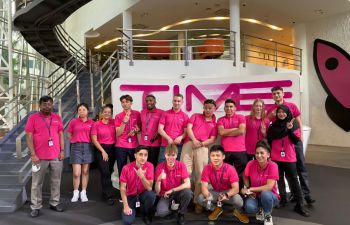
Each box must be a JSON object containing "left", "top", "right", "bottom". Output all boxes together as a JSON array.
[
  {"left": 302, "top": 11, "right": 350, "bottom": 147},
  {"left": 63, "top": 0, "right": 140, "bottom": 46}
]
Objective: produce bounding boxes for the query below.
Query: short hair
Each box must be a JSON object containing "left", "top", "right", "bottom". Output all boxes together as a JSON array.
[
  {"left": 271, "top": 86, "right": 284, "bottom": 92},
  {"left": 102, "top": 104, "right": 113, "bottom": 112},
  {"left": 39, "top": 95, "right": 53, "bottom": 104},
  {"left": 210, "top": 145, "right": 225, "bottom": 154},
  {"left": 145, "top": 94, "right": 156, "bottom": 100},
  {"left": 204, "top": 99, "right": 216, "bottom": 107},
  {"left": 135, "top": 145, "right": 150, "bottom": 153},
  {"left": 173, "top": 94, "right": 184, "bottom": 99},
  {"left": 165, "top": 144, "right": 178, "bottom": 155},
  {"left": 255, "top": 139, "right": 271, "bottom": 153},
  {"left": 77, "top": 103, "right": 89, "bottom": 111},
  {"left": 224, "top": 99, "right": 236, "bottom": 106},
  {"left": 120, "top": 95, "right": 133, "bottom": 102}
]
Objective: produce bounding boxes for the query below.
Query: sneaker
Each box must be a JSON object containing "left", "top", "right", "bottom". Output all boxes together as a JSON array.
[
  {"left": 177, "top": 213, "right": 185, "bottom": 225},
  {"left": 264, "top": 214, "right": 273, "bottom": 225},
  {"left": 233, "top": 209, "right": 249, "bottom": 224},
  {"left": 142, "top": 216, "right": 152, "bottom": 225},
  {"left": 294, "top": 204, "right": 310, "bottom": 217},
  {"left": 71, "top": 190, "right": 79, "bottom": 202},
  {"left": 80, "top": 190, "right": 88, "bottom": 202},
  {"left": 30, "top": 209, "right": 39, "bottom": 218},
  {"left": 195, "top": 204, "right": 204, "bottom": 214},
  {"left": 256, "top": 208, "right": 264, "bottom": 221},
  {"left": 208, "top": 207, "right": 223, "bottom": 221}
]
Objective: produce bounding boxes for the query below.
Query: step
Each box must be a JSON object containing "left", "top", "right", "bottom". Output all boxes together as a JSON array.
[
  {"left": 0, "top": 188, "right": 22, "bottom": 199},
  {"left": 0, "top": 163, "right": 25, "bottom": 175},
  {"left": 0, "top": 187, "right": 26, "bottom": 213}
]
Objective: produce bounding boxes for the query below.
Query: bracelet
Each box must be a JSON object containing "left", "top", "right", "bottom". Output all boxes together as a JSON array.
[{"left": 171, "top": 189, "right": 175, "bottom": 193}]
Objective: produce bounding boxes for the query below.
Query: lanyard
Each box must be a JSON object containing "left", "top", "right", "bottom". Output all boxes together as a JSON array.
[
  {"left": 39, "top": 113, "right": 52, "bottom": 139},
  {"left": 145, "top": 111, "right": 154, "bottom": 135},
  {"left": 281, "top": 139, "right": 285, "bottom": 151},
  {"left": 214, "top": 164, "right": 226, "bottom": 191}
]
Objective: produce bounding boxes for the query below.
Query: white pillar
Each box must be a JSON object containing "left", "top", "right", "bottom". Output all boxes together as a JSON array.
[
  {"left": 7, "top": 0, "right": 14, "bottom": 127},
  {"left": 122, "top": 10, "right": 132, "bottom": 60},
  {"left": 230, "top": 0, "right": 240, "bottom": 66}
]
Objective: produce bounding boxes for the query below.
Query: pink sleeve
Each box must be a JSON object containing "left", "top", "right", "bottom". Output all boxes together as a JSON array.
[
  {"left": 114, "top": 114, "right": 122, "bottom": 127},
  {"left": 119, "top": 166, "right": 128, "bottom": 183},
  {"left": 201, "top": 166, "right": 210, "bottom": 182},
  {"left": 57, "top": 116, "right": 64, "bottom": 132},
  {"left": 146, "top": 163, "right": 154, "bottom": 180},
  {"left": 217, "top": 117, "right": 223, "bottom": 126},
  {"left": 91, "top": 122, "right": 97, "bottom": 135},
  {"left": 188, "top": 114, "right": 196, "bottom": 125},
  {"left": 180, "top": 162, "right": 189, "bottom": 179},
  {"left": 67, "top": 119, "right": 74, "bottom": 133},
  {"left": 210, "top": 123, "right": 218, "bottom": 137},
  {"left": 239, "top": 115, "right": 246, "bottom": 125},
  {"left": 244, "top": 160, "right": 253, "bottom": 177},
  {"left": 182, "top": 113, "right": 189, "bottom": 129},
  {"left": 159, "top": 111, "right": 166, "bottom": 125},
  {"left": 155, "top": 165, "right": 162, "bottom": 181},
  {"left": 267, "top": 161, "right": 279, "bottom": 180},
  {"left": 291, "top": 104, "right": 301, "bottom": 118},
  {"left": 228, "top": 165, "right": 239, "bottom": 184},
  {"left": 25, "top": 114, "right": 35, "bottom": 132},
  {"left": 136, "top": 111, "right": 141, "bottom": 127}
]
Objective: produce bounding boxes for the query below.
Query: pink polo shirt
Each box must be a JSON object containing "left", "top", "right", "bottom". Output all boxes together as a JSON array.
[
  {"left": 120, "top": 161, "right": 154, "bottom": 196},
  {"left": 185, "top": 113, "right": 217, "bottom": 143},
  {"left": 25, "top": 112, "right": 64, "bottom": 160},
  {"left": 91, "top": 119, "right": 116, "bottom": 145},
  {"left": 245, "top": 116, "right": 270, "bottom": 155},
  {"left": 270, "top": 129, "right": 301, "bottom": 162},
  {"left": 244, "top": 160, "right": 280, "bottom": 199},
  {"left": 140, "top": 108, "right": 163, "bottom": 147},
  {"left": 159, "top": 109, "right": 189, "bottom": 146},
  {"left": 267, "top": 101, "right": 301, "bottom": 123},
  {"left": 115, "top": 110, "right": 141, "bottom": 148},
  {"left": 217, "top": 114, "right": 246, "bottom": 152},
  {"left": 67, "top": 118, "right": 94, "bottom": 143},
  {"left": 201, "top": 163, "right": 239, "bottom": 192},
  {"left": 155, "top": 161, "right": 189, "bottom": 196}
]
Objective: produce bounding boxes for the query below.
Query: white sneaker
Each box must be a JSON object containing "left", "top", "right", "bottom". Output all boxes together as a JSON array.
[
  {"left": 256, "top": 208, "right": 264, "bottom": 221},
  {"left": 80, "top": 190, "right": 88, "bottom": 202},
  {"left": 71, "top": 190, "right": 79, "bottom": 202},
  {"left": 264, "top": 215, "right": 273, "bottom": 225}
]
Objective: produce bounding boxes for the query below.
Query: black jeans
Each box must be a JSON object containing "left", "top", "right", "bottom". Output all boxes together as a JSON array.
[
  {"left": 224, "top": 151, "right": 248, "bottom": 189},
  {"left": 147, "top": 146, "right": 160, "bottom": 168},
  {"left": 115, "top": 147, "right": 136, "bottom": 177},
  {"left": 275, "top": 161, "right": 303, "bottom": 205},
  {"left": 95, "top": 144, "right": 117, "bottom": 199}
]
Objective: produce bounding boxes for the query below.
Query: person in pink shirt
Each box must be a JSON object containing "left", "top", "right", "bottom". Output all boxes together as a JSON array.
[
  {"left": 25, "top": 96, "right": 65, "bottom": 217},
  {"left": 67, "top": 103, "right": 94, "bottom": 203},
  {"left": 120, "top": 145, "right": 156, "bottom": 225},
  {"left": 267, "top": 105, "right": 310, "bottom": 217},
  {"left": 158, "top": 94, "right": 189, "bottom": 163},
  {"left": 217, "top": 99, "right": 248, "bottom": 188},
  {"left": 245, "top": 99, "right": 270, "bottom": 160},
  {"left": 140, "top": 94, "right": 163, "bottom": 167},
  {"left": 267, "top": 86, "right": 315, "bottom": 206},
  {"left": 198, "top": 145, "right": 249, "bottom": 223},
  {"left": 155, "top": 144, "right": 193, "bottom": 225},
  {"left": 91, "top": 104, "right": 117, "bottom": 205},
  {"left": 241, "top": 140, "right": 279, "bottom": 225},
  {"left": 115, "top": 95, "right": 141, "bottom": 178},
  {"left": 181, "top": 99, "right": 217, "bottom": 214}
]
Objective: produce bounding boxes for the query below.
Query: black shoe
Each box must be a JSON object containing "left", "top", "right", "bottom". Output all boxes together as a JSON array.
[
  {"left": 49, "top": 204, "right": 64, "bottom": 212},
  {"left": 30, "top": 209, "right": 39, "bottom": 218},
  {"left": 294, "top": 204, "right": 310, "bottom": 217},
  {"left": 177, "top": 213, "right": 185, "bottom": 225},
  {"left": 289, "top": 194, "right": 296, "bottom": 203},
  {"left": 142, "top": 216, "right": 152, "bottom": 225},
  {"left": 165, "top": 213, "right": 173, "bottom": 220},
  {"left": 305, "top": 195, "right": 316, "bottom": 205}
]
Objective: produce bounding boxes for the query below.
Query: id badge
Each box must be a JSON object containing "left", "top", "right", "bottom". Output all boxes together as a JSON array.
[
  {"left": 48, "top": 139, "right": 54, "bottom": 147},
  {"left": 144, "top": 135, "right": 148, "bottom": 141},
  {"left": 135, "top": 201, "right": 140, "bottom": 208},
  {"left": 128, "top": 137, "right": 132, "bottom": 143},
  {"left": 281, "top": 151, "right": 286, "bottom": 157},
  {"left": 217, "top": 201, "right": 222, "bottom": 207}
]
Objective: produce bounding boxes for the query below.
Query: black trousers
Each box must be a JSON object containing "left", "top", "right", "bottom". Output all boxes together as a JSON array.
[
  {"left": 147, "top": 146, "right": 160, "bottom": 168},
  {"left": 95, "top": 144, "right": 117, "bottom": 199},
  {"left": 275, "top": 161, "right": 303, "bottom": 205},
  {"left": 224, "top": 151, "right": 248, "bottom": 189}
]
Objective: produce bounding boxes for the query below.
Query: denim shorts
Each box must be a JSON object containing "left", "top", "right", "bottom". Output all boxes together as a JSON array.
[{"left": 70, "top": 142, "right": 94, "bottom": 164}]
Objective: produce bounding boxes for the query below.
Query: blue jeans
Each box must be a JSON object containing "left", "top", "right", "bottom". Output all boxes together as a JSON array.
[
  {"left": 122, "top": 191, "right": 156, "bottom": 225},
  {"left": 244, "top": 190, "right": 279, "bottom": 215},
  {"left": 115, "top": 147, "right": 135, "bottom": 177},
  {"left": 158, "top": 144, "right": 182, "bottom": 163}
]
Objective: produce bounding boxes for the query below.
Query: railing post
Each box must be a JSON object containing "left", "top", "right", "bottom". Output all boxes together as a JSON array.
[
  {"left": 89, "top": 50, "right": 94, "bottom": 111},
  {"left": 242, "top": 34, "right": 246, "bottom": 68},
  {"left": 58, "top": 97, "right": 62, "bottom": 117},
  {"left": 76, "top": 80, "right": 80, "bottom": 104},
  {"left": 184, "top": 30, "right": 189, "bottom": 66},
  {"left": 16, "top": 136, "right": 22, "bottom": 159},
  {"left": 274, "top": 42, "right": 278, "bottom": 72},
  {"left": 100, "top": 70, "right": 104, "bottom": 105},
  {"left": 231, "top": 31, "right": 236, "bottom": 67},
  {"left": 129, "top": 38, "right": 134, "bottom": 66}
]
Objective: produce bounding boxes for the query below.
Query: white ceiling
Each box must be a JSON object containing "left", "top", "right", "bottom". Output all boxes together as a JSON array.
[{"left": 87, "top": 0, "right": 350, "bottom": 52}]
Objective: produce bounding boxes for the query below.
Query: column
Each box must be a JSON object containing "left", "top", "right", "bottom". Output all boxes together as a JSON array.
[{"left": 230, "top": 0, "right": 240, "bottom": 65}]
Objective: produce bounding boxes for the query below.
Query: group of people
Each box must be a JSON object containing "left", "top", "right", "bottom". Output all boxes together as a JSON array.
[{"left": 25, "top": 86, "right": 315, "bottom": 225}]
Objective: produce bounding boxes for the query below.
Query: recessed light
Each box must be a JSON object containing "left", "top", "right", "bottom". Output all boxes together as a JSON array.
[{"left": 269, "top": 38, "right": 274, "bottom": 41}]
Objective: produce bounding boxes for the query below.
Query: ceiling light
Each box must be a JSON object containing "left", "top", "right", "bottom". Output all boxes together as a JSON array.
[
  {"left": 269, "top": 38, "right": 273, "bottom": 41},
  {"left": 84, "top": 29, "right": 100, "bottom": 38}
]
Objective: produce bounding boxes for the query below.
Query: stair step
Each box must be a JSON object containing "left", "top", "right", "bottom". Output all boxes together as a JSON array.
[
  {"left": 0, "top": 163, "right": 28, "bottom": 175},
  {"left": 0, "top": 188, "right": 22, "bottom": 199},
  {"left": 0, "top": 199, "right": 16, "bottom": 212}
]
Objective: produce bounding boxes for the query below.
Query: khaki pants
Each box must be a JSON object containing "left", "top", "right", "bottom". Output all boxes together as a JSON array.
[
  {"left": 181, "top": 141, "right": 209, "bottom": 203},
  {"left": 31, "top": 159, "right": 63, "bottom": 210}
]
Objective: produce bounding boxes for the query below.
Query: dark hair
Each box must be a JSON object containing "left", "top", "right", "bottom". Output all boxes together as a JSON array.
[
  {"left": 204, "top": 99, "right": 216, "bottom": 107},
  {"left": 135, "top": 145, "right": 150, "bottom": 153},
  {"left": 39, "top": 95, "right": 53, "bottom": 104},
  {"left": 255, "top": 139, "right": 271, "bottom": 153},
  {"left": 224, "top": 99, "right": 236, "bottom": 106},
  {"left": 145, "top": 94, "right": 156, "bottom": 100},
  {"left": 210, "top": 145, "right": 225, "bottom": 154},
  {"left": 102, "top": 104, "right": 113, "bottom": 112},
  {"left": 77, "top": 103, "right": 89, "bottom": 111},
  {"left": 174, "top": 93, "right": 184, "bottom": 99},
  {"left": 120, "top": 95, "right": 133, "bottom": 102},
  {"left": 271, "top": 86, "right": 284, "bottom": 92}
]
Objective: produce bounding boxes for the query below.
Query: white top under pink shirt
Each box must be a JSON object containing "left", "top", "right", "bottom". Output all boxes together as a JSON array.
[
  {"left": 67, "top": 117, "right": 94, "bottom": 143},
  {"left": 91, "top": 119, "right": 116, "bottom": 145},
  {"left": 25, "top": 112, "right": 64, "bottom": 160},
  {"left": 159, "top": 109, "right": 189, "bottom": 146},
  {"left": 114, "top": 110, "right": 141, "bottom": 148},
  {"left": 245, "top": 116, "right": 270, "bottom": 155},
  {"left": 217, "top": 113, "right": 246, "bottom": 152},
  {"left": 184, "top": 113, "right": 217, "bottom": 143},
  {"left": 140, "top": 108, "right": 163, "bottom": 147}
]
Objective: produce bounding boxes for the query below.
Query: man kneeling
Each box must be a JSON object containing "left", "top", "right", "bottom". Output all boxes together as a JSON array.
[
  {"left": 198, "top": 145, "right": 249, "bottom": 223},
  {"left": 120, "top": 145, "right": 156, "bottom": 225},
  {"left": 155, "top": 144, "right": 193, "bottom": 225}
]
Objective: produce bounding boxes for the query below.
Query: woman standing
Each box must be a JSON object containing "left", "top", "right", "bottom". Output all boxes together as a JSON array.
[
  {"left": 267, "top": 105, "right": 309, "bottom": 217},
  {"left": 245, "top": 99, "right": 269, "bottom": 160},
  {"left": 91, "top": 104, "right": 117, "bottom": 205},
  {"left": 68, "top": 103, "right": 94, "bottom": 202},
  {"left": 241, "top": 139, "right": 279, "bottom": 225}
]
